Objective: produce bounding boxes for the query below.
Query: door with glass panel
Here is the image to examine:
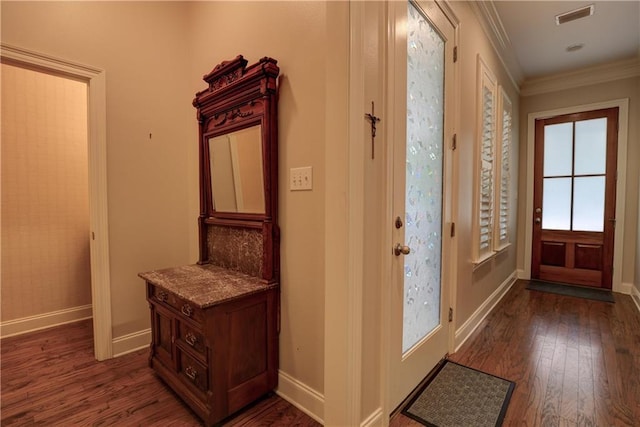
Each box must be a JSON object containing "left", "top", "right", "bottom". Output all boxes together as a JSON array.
[
  {"left": 389, "top": 0, "right": 455, "bottom": 410},
  {"left": 532, "top": 108, "right": 618, "bottom": 289}
]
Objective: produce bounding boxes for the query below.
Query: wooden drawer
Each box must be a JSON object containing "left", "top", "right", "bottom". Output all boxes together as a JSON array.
[
  {"left": 176, "top": 320, "right": 206, "bottom": 360},
  {"left": 177, "top": 348, "right": 209, "bottom": 395},
  {"left": 150, "top": 285, "right": 204, "bottom": 324}
]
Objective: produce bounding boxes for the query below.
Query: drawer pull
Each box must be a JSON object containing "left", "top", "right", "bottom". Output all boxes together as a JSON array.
[
  {"left": 156, "top": 291, "right": 168, "bottom": 302},
  {"left": 185, "top": 365, "right": 197, "bottom": 381},
  {"left": 185, "top": 332, "right": 197, "bottom": 346},
  {"left": 181, "top": 304, "right": 193, "bottom": 317}
]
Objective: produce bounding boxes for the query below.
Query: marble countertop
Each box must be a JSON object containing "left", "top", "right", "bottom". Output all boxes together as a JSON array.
[{"left": 138, "top": 263, "right": 277, "bottom": 308}]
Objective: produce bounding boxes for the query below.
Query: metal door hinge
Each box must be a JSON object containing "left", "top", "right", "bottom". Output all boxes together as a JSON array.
[
  {"left": 453, "top": 46, "right": 458, "bottom": 63},
  {"left": 450, "top": 222, "right": 456, "bottom": 237},
  {"left": 448, "top": 307, "right": 453, "bottom": 322},
  {"left": 452, "top": 134, "right": 457, "bottom": 150}
]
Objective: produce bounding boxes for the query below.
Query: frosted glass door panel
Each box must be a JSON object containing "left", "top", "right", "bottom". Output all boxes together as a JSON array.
[
  {"left": 403, "top": 2, "right": 444, "bottom": 354},
  {"left": 573, "top": 176, "right": 605, "bottom": 231},
  {"left": 575, "top": 118, "right": 607, "bottom": 175},
  {"left": 542, "top": 177, "right": 571, "bottom": 230},
  {"left": 544, "top": 123, "right": 573, "bottom": 176}
]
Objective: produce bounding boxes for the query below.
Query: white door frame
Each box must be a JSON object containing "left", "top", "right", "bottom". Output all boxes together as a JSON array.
[
  {"left": 380, "top": 0, "right": 460, "bottom": 421},
  {"left": 1, "top": 43, "right": 113, "bottom": 360},
  {"left": 522, "top": 98, "right": 629, "bottom": 294}
]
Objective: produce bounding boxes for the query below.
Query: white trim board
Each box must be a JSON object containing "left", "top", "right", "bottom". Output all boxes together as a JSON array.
[
  {"left": 522, "top": 99, "right": 629, "bottom": 294},
  {"left": 619, "top": 282, "right": 633, "bottom": 296},
  {"left": 0, "top": 305, "right": 92, "bottom": 339},
  {"left": 111, "top": 329, "right": 151, "bottom": 358},
  {"left": 454, "top": 272, "right": 517, "bottom": 351},
  {"left": 361, "top": 408, "right": 383, "bottom": 427},
  {"left": 1, "top": 43, "right": 113, "bottom": 360},
  {"left": 276, "top": 370, "right": 324, "bottom": 425},
  {"left": 468, "top": 0, "right": 524, "bottom": 91},
  {"left": 521, "top": 57, "right": 640, "bottom": 97},
  {"left": 632, "top": 286, "right": 640, "bottom": 314}
]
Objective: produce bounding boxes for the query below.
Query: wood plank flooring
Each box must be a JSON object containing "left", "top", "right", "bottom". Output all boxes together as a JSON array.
[
  {"left": 3, "top": 280, "right": 639, "bottom": 426},
  {"left": 0, "top": 320, "right": 320, "bottom": 426},
  {"left": 392, "top": 280, "right": 640, "bottom": 426}
]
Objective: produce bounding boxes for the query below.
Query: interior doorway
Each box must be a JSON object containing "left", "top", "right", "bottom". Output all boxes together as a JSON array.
[
  {"left": 1, "top": 44, "right": 112, "bottom": 360},
  {"left": 524, "top": 99, "right": 629, "bottom": 294},
  {"left": 1, "top": 63, "right": 92, "bottom": 331},
  {"left": 531, "top": 107, "right": 619, "bottom": 289}
]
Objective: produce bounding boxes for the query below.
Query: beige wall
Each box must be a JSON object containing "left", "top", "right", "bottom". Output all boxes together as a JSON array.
[
  {"left": 449, "top": 2, "right": 521, "bottom": 326},
  {"left": 2, "top": 0, "right": 332, "bottom": 400},
  {"left": 1, "top": 64, "right": 91, "bottom": 321},
  {"left": 517, "top": 76, "right": 640, "bottom": 288},
  {"left": 2, "top": 1, "right": 539, "bottom": 423},
  {"left": 1, "top": 1, "right": 194, "bottom": 337},
  {"left": 185, "top": 1, "right": 330, "bottom": 397}
]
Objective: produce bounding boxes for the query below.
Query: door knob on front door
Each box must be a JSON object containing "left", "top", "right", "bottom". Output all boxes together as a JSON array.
[
  {"left": 535, "top": 217, "right": 541, "bottom": 224},
  {"left": 394, "top": 244, "right": 411, "bottom": 256}
]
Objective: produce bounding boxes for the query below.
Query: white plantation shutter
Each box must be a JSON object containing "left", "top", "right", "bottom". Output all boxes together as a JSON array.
[
  {"left": 475, "top": 56, "right": 497, "bottom": 262},
  {"left": 495, "top": 89, "right": 512, "bottom": 249}
]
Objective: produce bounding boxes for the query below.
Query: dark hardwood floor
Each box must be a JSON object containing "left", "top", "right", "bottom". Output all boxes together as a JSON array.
[
  {"left": 392, "top": 280, "right": 640, "bottom": 427},
  {"left": 0, "top": 320, "right": 320, "bottom": 426},
  {"left": 2, "top": 280, "right": 639, "bottom": 426}
]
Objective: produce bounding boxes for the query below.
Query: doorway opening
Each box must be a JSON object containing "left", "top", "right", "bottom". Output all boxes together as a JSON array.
[
  {"left": 524, "top": 99, "right": 629, "bottom": 294},
  {"left": 531, "top": 107, "right": 619, "bottom": 289},
  {"left": 1, "top": 44, "right": 112, "bottom": 360}
]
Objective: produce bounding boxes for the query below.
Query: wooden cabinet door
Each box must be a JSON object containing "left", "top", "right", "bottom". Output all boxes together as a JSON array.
[
  {"left": 532, "top": 107, "right": 618, "bottom": 289},
  {"left": 151, "top": 304, "right": 175, "bottom": 368}
]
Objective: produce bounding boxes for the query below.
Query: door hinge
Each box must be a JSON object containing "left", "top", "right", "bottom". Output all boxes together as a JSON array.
[
  {"left": 450, "top": 222, "right": 456, "bottom": 237},
  {"left": 448, "top": 307, "right": 453, "bottom": 322},
  {"left": 453, "top": 46, "right": 458, "bottom": 63},
  {"left": 452, "top": 133, "right": 457, "bottom": 150}
]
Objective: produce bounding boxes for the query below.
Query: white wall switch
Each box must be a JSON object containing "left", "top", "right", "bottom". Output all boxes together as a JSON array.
[{"left": 290, "top": 166, "right": 313, "bottom": 191}]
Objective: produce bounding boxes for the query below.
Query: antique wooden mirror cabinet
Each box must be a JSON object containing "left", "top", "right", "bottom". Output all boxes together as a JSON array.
[{"left": 139, "top": 55, "right": 280, "bottom": 426}]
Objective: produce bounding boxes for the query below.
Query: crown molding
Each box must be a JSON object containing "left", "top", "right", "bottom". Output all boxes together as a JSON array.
[
  {"left": 468, "top": 0, "right": 524, "bottom": 91},
  {"left": 521, "top": 57, "right": 640, "bottom": 97}
]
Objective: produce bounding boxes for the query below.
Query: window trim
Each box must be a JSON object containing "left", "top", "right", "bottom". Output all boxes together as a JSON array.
[{"left": 472, "top": 55, "right": 498, "bottom": 263}]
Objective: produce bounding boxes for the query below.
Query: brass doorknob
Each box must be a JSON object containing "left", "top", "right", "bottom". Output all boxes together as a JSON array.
[
  {"left": 394, "top": 244, "right": 411, "bottom": 256},
  {"left": 535, "top": 217, "right": 541, "bottom": 224}
]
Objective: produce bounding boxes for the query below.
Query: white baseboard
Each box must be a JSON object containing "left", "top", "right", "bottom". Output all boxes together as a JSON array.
[
  {"left": 361, "top": 408, "right": 383, "bottom": 427},
  {"left": 454, "top": 272, "right": 517, "bottom": 352},
  {"left": 516, "top": 269, "right": 528, "bottom": 280},
  {"left": 276, "top": 370, "right": 324, "bottom": 424},
  {"left": 1, "top": 304, "right": 93, "bottom": 339},
  {"left": 112, "top": 329, "right": 151, "bottom": 358},
  {"left": 618, "top": 282, "right": 633, "bottom": 295},
  {"left": 631, "top": 285, "right": 640, "bottom": 314}
]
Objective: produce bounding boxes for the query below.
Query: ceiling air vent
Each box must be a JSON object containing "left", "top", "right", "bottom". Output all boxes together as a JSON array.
[{"left": 556, "top": 4, "right": 594, "bottom": 25}]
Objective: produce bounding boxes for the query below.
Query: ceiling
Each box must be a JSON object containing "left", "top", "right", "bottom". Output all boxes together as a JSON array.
[{"left": 489, "top": 1, "right": 640, "bottom": 81}]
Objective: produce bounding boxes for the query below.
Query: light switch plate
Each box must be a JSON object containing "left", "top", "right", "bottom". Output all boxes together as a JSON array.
[{"left": 290, "top": 166, "right": 312, "bottom": 191}]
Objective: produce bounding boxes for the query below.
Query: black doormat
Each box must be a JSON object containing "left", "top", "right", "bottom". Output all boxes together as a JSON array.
[
  {"left": 526, "top": 280, "right": 614, "bottom": 303},
  {"left": 402, "top": 360, "right": 515, "bottom": 427}
]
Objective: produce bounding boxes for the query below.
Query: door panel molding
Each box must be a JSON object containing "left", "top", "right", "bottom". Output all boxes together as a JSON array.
[
  {"left": 1, "top": 43, "right": 113, "bottom": 359},
  {"left": 524, "top": 98, "right": 629, "bottom": 293}
]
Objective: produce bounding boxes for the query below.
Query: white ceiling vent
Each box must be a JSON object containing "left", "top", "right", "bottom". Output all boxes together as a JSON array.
[{"left": 555, "top": 4, "right": 595, "bottom": 25}]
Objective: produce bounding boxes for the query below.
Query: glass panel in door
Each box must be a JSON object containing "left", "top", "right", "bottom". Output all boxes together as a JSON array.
[{"left": 403, "top": 0, "right": 444, "bottom": 354}]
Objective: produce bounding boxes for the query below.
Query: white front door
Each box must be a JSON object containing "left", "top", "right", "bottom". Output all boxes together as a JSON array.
[{"left": 388, "top": 0, "right": 456, "bottom": 411}]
